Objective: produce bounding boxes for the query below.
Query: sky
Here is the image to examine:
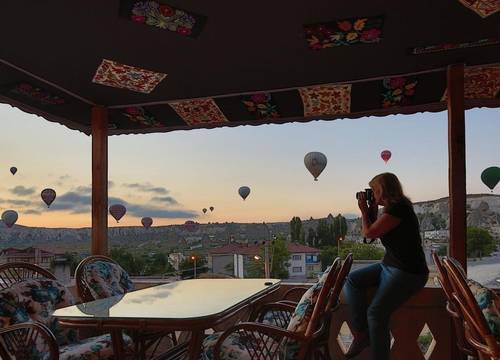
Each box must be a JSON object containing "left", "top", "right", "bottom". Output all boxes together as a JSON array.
[{"left": 0, "top": 104, "right": 499, "bottom": 228}]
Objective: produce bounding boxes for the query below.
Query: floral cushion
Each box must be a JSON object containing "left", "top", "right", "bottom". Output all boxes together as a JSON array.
[
  {"left": 60, "top": 333, "right": 133, "bottom": 360},
  {"left": 83, "top": 260, "right": 134, "bottom": 299},
  {"left": 467, "top": 279, "right": 500, "bottom": 337},
  {"left": 201, "top": 331, "right": 279, "bottom": 360},
  {"left": 0, "top": 278, "right": 78, "bottom": 345}
]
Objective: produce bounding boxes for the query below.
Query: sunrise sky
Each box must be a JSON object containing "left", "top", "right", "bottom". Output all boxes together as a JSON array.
[{"left": 1, "top": 104, "right": 499, "bottom": 228}]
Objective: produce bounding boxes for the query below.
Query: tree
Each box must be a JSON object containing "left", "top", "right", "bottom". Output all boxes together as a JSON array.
[
  {"left": 316, "top": 219, "right": 333, "bottom": 247},
  {"left": 63, "top": 252, "right": 83, "bottom": 276},
  {"left": 467, "top": 227, "right": 495, "bottom": 258},
  {"left": 290, "top": 217, "right": 304, "bottom": 243},
  {"left": 320, "top": 243, "right": 384, "bottom": 270},
  {"left": 247, "top": 236, "right": 290, "bottom": 279},
  {"left": 306, "top": 228, "right": 317, "bottom": 247}
]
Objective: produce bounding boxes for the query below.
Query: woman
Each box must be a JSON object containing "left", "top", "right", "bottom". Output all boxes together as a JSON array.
[{"left": 343, "top": 173, "right": 428, "bottom": 359}]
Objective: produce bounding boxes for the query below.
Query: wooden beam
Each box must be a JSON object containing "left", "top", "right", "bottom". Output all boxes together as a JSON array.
[
  {"left": 447, "top": 64, "right": 467, "bottom": 272},
  {"left": 91, "top": 106, "right": 108, "bottom": 255}
]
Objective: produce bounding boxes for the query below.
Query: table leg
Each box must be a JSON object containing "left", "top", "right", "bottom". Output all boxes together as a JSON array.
[
  {"left": 111, "top": 329, "right": 125, "bottom": 359},
  {"left": 187, "top": 329, "right": 204, "bottom": 360}
]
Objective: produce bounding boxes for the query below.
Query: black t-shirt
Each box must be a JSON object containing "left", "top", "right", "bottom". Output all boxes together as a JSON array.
[{"left": 380, "top": 200, "right": 429, "bottom": 274}]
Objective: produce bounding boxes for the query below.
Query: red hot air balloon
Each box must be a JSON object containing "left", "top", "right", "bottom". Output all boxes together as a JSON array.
[
  {"left": 10, "top": 167, "right": 17, "bottom": 175},
  {"left": 380, "top": 150, "right": 392, "bottom": 164},
  {"left": 109, "top": 204, "right": 126, "bottom": 223},
  {"left": 184, "top": 220, "right": 196, "bottom": 232},
  {"left": 141, "top": 217, "right": 153, "bottom": 229},
  {"left": 41, "top": 188, "right": 56, "bottom": 208},
  {"left": 202, "top": 208, "right": 207, "bottom": 214},
  {"left": 209, "top": 206, "right": 214, "bottom": 212}
]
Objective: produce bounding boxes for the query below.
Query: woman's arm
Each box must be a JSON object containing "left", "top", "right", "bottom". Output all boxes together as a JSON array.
[{"left": 361, "top": 212, "right": 400, "bottom": 238}]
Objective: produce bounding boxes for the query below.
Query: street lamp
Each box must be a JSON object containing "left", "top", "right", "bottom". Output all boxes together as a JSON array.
[{"left": 191, "top": 256, "right": 197, "bottom": 279}]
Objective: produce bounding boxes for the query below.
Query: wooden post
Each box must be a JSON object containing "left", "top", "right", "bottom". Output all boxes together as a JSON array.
[
  {"left": 447, "top": 64, "right": 467, "bottom": 272},
  {"left": 91, "top": 106, "right": 108, "bottom": 255}
]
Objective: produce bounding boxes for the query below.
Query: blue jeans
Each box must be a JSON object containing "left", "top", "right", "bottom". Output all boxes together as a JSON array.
[{"left": 343, "top": 263, "right": 428, "bottom": 360}]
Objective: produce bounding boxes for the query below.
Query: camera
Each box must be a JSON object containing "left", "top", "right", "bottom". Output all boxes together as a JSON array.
[{"left": 356, "top": 188, "right": 374, "bottom": 204}]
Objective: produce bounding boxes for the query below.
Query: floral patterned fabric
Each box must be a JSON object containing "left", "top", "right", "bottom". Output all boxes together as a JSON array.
[
  {"left": 442, "top": 65, "right": 500, "bottom": 101},
  {"left": 411, "top": 37, "right": 500, "bottom": 55},
  {"left": 0, "top": 278, "right": 77, "bottom": 346},
  {"left": 82, "top": 260, "right": 135, "bottom": 300},
  {"left": 92, "top": 59, "right": 167, "bottom": 93},
  {"left": 467, "top": 279, "right": 500, "bottom": 337},
  {"left": 458, "top": 0, "right": 500, "bottom": 18},
  {"left": 381, "top": 77, "right": 417, "bottom": 108},
  {"left": 201, "top": 331, "right": 279, "bottom": 360},
  {"left": 122, "top": 106, "right": 164, "bottom": 127},
  {"left": 242, "top": 93, "right": 280, "bottom": 120},
  {"left": 170, "top": 98, "right": 228, "bottom": 126},
  {"left": 299, "top": 84, "right": 351, "bottom": 117},
  {"left": 122, "top": 1, "right": 206, "bottom": 37},
  {"left": 10, "top": 83, "right": 65, "bottom": 105},
  {"left": 304, "top": 16, "right": 384, "bottom": 50},
  {"left": 60, "top": 333, "right": 133, "bottom": 360}
]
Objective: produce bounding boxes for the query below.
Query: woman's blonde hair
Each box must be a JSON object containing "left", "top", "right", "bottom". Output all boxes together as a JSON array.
[{"left": 369, "top": 172, "right": 412, "bottom": 207}]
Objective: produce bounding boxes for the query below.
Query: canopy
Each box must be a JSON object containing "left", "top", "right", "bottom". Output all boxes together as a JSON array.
[{"left": 0, "top": 0, "right": 499, "bottom": 135}]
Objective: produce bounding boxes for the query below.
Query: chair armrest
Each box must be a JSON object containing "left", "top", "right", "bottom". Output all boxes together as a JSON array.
[
  {"left": 0, "top": 322, "right": 59, "bottom": 360},
  {"left": 283, "top": 287, "right": 309, "bottom": 302},
  {"left": 213, "top": 322, "right": 306, "bottom": 360}
]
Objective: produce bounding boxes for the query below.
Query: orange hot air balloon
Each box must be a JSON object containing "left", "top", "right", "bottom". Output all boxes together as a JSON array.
[
  {"left": 209, "top": 206, "right": 214, "bottom": 212},
  {"left": 202, "top": 208, "right": 207, "bottom": 214},
  {"left": 381, "top": 150, "right": 392, "bottom": 164},
  {"left": 109, "top": 204, "right": 126, "bottom": 223},
  {"left": 141, "top": 217, "right": 153, "bottom": 229}
]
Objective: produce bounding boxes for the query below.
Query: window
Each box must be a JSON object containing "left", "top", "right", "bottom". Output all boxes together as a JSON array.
[
  {"left": 292, "top": 267, "right": 302, "bottom": 273},
  {"left": 306, "top": 265, "right": 314, "bottom": 271},
  {"left": 292, "top": 255, "right": 302, "bottom": 261}
]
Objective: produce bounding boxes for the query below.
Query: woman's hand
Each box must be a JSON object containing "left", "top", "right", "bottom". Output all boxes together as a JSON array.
[{"left": 357, "top": 193, "right": 369, "bottom": 214}]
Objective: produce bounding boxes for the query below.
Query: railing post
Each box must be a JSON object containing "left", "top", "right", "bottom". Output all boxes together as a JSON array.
[{"left": 91, "top": 106, "right": 108, "bottom": 255}]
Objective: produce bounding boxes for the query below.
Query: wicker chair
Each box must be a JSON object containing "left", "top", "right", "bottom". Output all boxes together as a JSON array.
[
  {"left": 75, "top": 255, "right": 178, "bottom": 359},
  {"left": 201, "top": 256, "right": 342, "bottom": 360},
  {"left": 443, "top": 258, "right": 500, "bottom": 360},
  {"left": 0, "top": 323, "right": 58, "bottom": 360},
  {"left": 0, "top": 262, "right": 132, "bottom": 359},
  {"left": 432, "top": 253, "right": 477, "bottom": 359}
]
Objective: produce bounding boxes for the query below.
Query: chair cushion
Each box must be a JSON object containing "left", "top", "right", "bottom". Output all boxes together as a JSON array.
[
  {"left": 60, "top": 333, "right": 133, "bottom": 360},
  {"left": 467, "top": 279, "right": 500, "bottom": 337},
  {"left": 83, "top": 260, "right": 135, "bottom": 299},
  {"left": 0, "top": 278, "right": 78, "bottom": 346},
  {"left": 201, "top": 331, "right": 279, "bottom": 360}
]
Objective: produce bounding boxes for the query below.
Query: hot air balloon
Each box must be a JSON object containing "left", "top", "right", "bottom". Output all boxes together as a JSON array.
[
  {"left": 209, "top": 206, "right": 214, "bottom": 212},
  {"left": 481, "top": 167, "right": 500, "bottom": 192},
  {"left": 238, "top": 186, "right": 251, "bottom": 200},
  {"left": 381, "top": 150, "right": 392, "bottom": 164},
  {"left": 202, "top": 208, "right": 207, "bottom": 214},
  {"left": 109, "top": 204, "right": 126, "bottom": 223},
  {"left": 1, "top": 210, "right": 18, "bottom": 228},
  {"left": 304, "top": 152, "right": 327, "bottom": 181},
  {"left": 141, "top": 217, "right": 153, "bottom": 229},
  {"left": 41, "top": 188, "right": 56, "bottom": 208},
  {"left": 9, "top": 167, "right": 17, "bottom": 175},
  {"left": 184, "top": 220, "right": 197, "bottom": 232}
]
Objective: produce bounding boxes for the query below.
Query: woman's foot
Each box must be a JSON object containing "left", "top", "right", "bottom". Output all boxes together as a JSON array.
[{"left": 344, "top": 331, "right": 370, "bottom": 359}]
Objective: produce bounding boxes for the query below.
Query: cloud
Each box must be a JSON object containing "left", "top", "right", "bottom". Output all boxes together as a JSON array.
[
  {"left": 59, "top": 175, "right": 71, "bottom": 180},
  {"left": 9, "top": 186, "right": 36, "bottom": 196},
  {"left": 7, "top": 199, "right": 34, "bottom": 206},
  {"left": 24, "top": 209, "right": 42, "bottom": 215},
  {"left": 75, "top": 186, "right": 92, "bottom": 194},
  {"left": 108, "top": 181, "right": 115, "bottom": 188},
  {"left": 127, "top": 204, "right": 197, "bottom": 219},
  {"left": 151, "top": 196, "right": 178, "bottom": 205},
  {"left": 49, "top": 192, "right": 91, "bottom": 214},
  {"left": 122, "top": 183, "right": 169, "bottom": 194}
]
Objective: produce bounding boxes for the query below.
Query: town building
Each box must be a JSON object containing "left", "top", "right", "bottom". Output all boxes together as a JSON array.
[{"left": 208, "top": 243, "right": 321, "bottom": 280}]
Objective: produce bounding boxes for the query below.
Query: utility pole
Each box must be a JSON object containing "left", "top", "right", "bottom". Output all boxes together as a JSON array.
[
  {"left": 264, "top": 241, "right": 270, "bottom": 278},
  {"left": 192, "top": 256, "right": 197, "bottom": 279}
]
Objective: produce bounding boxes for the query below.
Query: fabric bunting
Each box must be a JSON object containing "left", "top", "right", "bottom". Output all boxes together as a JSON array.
[
  {"left": 120, "top": 0, "right": 206, "bottom": 37},
  {"left": 381, "top": 77, "right": 418, "bottom": 108},
  {"left": 169, "top": 99, "right": 228, "bottom": 126},
  {"left": 122, "top": 106, "right": 164, "bottom": 127},
  {"left": 411, "top": 37, "right": 500, "bottom": 55},
  {"left": 10, "top": 83, "right": 65, "bottom": 105},
  {"left": 458, "top": 0, "right": 500, "bottom": 18},
  {"left": 92, "top": 59, "right": 166, "bottom": 94},
  {"left": 304, "top": 16, "right": 384, "bottom": 50},
  {"left": 299, "top": 84, "right": 351, "bottom": 117},
  {"left": 442, "top": 66, "right": 500, "bottom": 100},
  {"left": 242, "top": 93, "right": 279, "bottom": 119}
]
